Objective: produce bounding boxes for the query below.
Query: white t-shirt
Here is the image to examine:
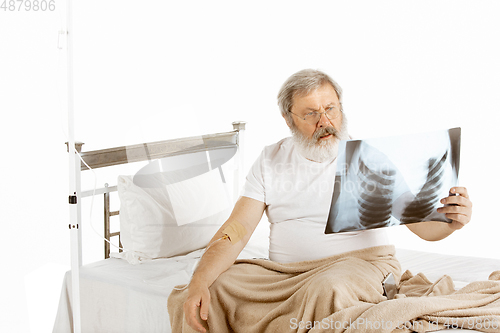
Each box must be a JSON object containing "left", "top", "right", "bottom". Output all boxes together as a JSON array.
[{"left": 243, "top": 137, "right": 390, "bottom": 263}]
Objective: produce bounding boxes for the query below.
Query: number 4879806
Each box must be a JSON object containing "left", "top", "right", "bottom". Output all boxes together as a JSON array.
[{"left": 1, "top": 0, "right": 56, "bottom": 11}]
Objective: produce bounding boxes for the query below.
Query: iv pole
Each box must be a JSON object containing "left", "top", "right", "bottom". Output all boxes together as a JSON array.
[{"left": 64, "top": 0, "right": 82, "bottom": 330}]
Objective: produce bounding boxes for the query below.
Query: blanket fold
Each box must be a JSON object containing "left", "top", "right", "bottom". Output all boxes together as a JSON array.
[{"left": 168, "top": 245, "right": 500, "bottom": 332}]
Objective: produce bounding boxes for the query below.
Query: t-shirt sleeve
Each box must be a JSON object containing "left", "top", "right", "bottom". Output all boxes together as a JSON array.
[{"left": 241, "top": 150, "right": 266, "bottom": 204}]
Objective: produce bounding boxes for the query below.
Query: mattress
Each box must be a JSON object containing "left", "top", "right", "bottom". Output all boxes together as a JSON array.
[
  {"left": 52, "top": 243, "right": 267, "bottom": 333},
  {"left": 395, "top": 248, "right": 500, "bottom": 287},
  {"left": 53, "top": 247, "right": 500, "bottom": 333}
]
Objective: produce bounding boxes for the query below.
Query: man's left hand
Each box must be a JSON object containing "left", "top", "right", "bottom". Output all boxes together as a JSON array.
[{"left": 437, "top": 187, "right": 473, "bottom": 230}]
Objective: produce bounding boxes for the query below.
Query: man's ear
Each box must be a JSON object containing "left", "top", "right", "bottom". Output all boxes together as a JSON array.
[{"left": 282, "top": 113, "right": 292, "bottom": 128}]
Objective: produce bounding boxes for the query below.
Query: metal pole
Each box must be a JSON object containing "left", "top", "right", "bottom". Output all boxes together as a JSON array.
[
  {"left": 65, "top": 0, "right": 82, "bottom": 330},
  {"left": 232, "top": 121, "right": 246, "bottom": 202}
]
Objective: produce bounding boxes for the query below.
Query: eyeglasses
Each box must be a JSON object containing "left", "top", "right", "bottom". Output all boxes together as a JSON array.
[{"left": 289, "top": 105, "right": 342, "bottom": 125}]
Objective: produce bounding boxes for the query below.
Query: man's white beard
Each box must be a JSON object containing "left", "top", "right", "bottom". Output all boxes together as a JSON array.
[{"left": 291, "top": 117, "right": 349, "bottom": 163}]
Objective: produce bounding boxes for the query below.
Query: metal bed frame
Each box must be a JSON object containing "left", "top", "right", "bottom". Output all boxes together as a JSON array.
[{"left": 68, "top": 121, "right": 246, "bottom": 259}]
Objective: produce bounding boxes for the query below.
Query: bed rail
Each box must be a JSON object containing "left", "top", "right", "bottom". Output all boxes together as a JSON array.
[
  {"left": 68, "top": 121, "right": 246, "bottom": 259},
  {"left": 103, "top": 183, "right": 121, "bottom": 259},
  {"left": 78, "top": 126, "right": 242, "bottom": 171}
]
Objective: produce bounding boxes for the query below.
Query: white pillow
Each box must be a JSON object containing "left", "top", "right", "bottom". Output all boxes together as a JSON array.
[{"left": 117, "top": 168, "right": 232, "bottom": 264}]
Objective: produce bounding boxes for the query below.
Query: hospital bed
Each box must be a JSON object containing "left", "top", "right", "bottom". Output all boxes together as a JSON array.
[{"left": 53, "top": 122, "right": 499, "bottom": 332}]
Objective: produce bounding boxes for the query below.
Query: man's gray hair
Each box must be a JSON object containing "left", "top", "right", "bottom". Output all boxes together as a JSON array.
[{"left": 277, "top": 69, "right": 343, "bottom": 125}]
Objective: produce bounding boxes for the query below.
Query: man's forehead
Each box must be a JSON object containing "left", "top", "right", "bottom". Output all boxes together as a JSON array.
[{"left": 292, "top": 84, "right": 340, "bottom": 110}]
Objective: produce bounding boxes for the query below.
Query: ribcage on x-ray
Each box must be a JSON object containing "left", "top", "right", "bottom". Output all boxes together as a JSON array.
[
  {"left": 357, "top": 159, "right": 396, "bottom": 229},
  {"left": 400, "top": 152, "right": 448, "bottom": 223}
]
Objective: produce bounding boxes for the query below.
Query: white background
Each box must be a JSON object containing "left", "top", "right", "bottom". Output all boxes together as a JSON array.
[{"left": 1, "top": 1, "right": 499, "bottom": 332}]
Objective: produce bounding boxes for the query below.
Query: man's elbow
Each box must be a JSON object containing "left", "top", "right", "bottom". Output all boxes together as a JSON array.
[{"left": 405, "top": 222, "right": 453, "bottom": 242}]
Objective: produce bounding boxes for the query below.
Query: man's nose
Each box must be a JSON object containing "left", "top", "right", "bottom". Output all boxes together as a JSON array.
[{"left": 317, "top": 112, "right": 331, "bottom": 128}]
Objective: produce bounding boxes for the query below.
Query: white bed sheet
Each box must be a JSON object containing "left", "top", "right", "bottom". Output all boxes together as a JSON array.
[
  {"left": 52, "top": 242, "right": 268, "bottom": 333},
  {"left": 53, "top": 247, "right": 500, "bottom": 333},
  {"left": 396, "top": 248, "right": 500, "bottom": 287}
]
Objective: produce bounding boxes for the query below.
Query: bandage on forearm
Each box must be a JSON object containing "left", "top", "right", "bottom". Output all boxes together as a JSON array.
[{"left": 222, "top": 220, "right": 247, "bottom": 244}]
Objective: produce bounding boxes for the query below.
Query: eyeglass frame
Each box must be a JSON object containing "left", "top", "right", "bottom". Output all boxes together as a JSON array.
[{"left": 288, "top": 103, "right": 343, "bottom": 125}]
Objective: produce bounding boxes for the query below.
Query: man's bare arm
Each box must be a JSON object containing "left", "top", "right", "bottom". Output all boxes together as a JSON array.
[
  {"left": 183, "top": 196, "right": 266, "bottom": 333},
  {"left": 406, "top": 187, "right": 472, "bottom": 241}
]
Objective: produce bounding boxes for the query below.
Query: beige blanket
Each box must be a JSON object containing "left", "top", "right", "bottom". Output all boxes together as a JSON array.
[{"left": 168, "top": 245, "right": 500, "bottom": 332}]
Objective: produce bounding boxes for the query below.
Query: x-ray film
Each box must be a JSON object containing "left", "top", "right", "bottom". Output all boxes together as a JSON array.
[{"left": 325, "top": 127, "right": 460, "bottom": 234}]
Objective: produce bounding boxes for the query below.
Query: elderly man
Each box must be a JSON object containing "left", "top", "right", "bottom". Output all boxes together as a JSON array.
[{"left": 176, "top": 69, "right": 473, "bottom": 333}]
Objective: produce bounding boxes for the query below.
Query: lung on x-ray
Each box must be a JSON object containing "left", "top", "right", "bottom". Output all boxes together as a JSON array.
[{"left": 325, "top": 127, "right": 460, "bottom": 234}]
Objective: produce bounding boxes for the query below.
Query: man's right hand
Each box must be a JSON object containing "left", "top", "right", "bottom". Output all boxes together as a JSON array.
[
  {"left": 181, "top": 197, "right": 266, "bottom": 332},
  {"left": 183, "top": 282, "right": 211, "bottom": 333}
]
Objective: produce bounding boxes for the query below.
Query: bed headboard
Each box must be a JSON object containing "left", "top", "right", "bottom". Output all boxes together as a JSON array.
[{"left": 70, "top": 121, "right": 246, "bottom": 259}]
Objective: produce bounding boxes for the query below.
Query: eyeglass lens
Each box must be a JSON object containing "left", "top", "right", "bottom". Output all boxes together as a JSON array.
[{"left": 306, "top": 108, "right": 339, "bottom": 124}]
